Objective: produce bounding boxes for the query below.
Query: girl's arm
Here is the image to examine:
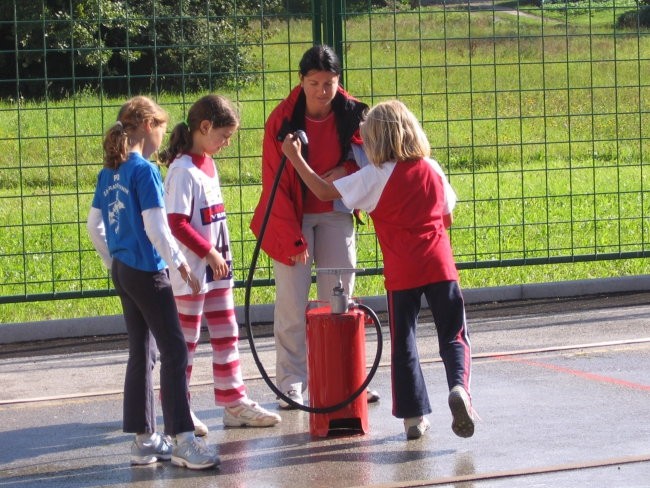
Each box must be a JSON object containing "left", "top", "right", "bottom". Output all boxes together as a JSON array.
[
  {"left": 443, "top": 213, "right": 453, "bottom": 228},
  {"left": 282, "top": 133, "right": 342, "bottom": 201},
  {"left": 168, "top": 213, "right": 212, "bottom": 258},
  {"left": 142, "top": 207, "right": 201, "bottom": 294},
  {"left": 86, "top": 206, "right": 112, "bottom": 269}
]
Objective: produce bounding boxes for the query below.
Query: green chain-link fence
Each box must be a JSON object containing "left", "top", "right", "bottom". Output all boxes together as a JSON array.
[{"left": 1, "top": 0, "right": 649, "bottom": 317}]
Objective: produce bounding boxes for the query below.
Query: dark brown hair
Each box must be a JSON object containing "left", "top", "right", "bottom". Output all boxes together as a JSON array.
[{"left": 159, "top": 94, "right": 239, "bottom": 167}]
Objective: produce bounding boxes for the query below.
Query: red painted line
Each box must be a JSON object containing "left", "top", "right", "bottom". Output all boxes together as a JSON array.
[{"left": 496, "top": 355, "right": 650, "bottom": 392}]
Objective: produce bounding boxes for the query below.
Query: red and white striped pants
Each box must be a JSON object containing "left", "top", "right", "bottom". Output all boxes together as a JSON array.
[{"left": 175, "top": 287, "right": 246, "bottom": 407}]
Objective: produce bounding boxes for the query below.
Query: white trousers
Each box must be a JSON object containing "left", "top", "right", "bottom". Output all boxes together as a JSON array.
[{"left": 273, "top": 212, "right": 356, "bottom": 393}]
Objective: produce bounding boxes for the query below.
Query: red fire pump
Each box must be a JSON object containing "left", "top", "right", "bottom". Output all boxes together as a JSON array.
[{"left": 306, "top": 268, "right": 374, "bottom": 437}]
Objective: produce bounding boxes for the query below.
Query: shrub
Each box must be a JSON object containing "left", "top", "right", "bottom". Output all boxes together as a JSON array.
[
  {"left": 616, "top": 5, "right": 650, "bottom": 28},
  {"left": 0, "top": 0, "right": 282, "bottom": 99}
]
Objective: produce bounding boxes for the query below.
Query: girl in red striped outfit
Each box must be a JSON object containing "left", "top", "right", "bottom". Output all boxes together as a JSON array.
[
  {"left": 281, "top": 100, "right": 477, "bottom": 441},
  {"left": 160, "top": 95, "right": 280, "bottom": 434}
]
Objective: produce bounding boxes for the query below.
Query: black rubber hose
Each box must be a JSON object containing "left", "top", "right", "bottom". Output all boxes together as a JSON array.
[{"left": 243, "top": 156, "right": 383, "bottom": 413}]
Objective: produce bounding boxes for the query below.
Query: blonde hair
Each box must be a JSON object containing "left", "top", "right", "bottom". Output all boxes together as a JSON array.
[
  {"left": 103, "top": 96, "right": 169, "bottom": 169},
  {"left": 360, "top": 100, "right": 430, "bottom": 166}
]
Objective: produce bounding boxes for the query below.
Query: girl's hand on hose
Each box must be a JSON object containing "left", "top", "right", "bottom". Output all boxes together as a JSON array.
[{"left": 282, "top": 133, "right": 303, "bottom": 163}]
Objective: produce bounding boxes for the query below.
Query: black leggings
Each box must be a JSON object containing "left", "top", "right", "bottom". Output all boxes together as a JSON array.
[{"left": 111, "top": 259, "right": 194, "bottom": 435}]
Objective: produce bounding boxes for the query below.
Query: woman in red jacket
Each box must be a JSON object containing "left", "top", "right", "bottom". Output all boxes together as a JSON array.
[{"left": 250, "top": 45, "right": 376, "bottom": 408}]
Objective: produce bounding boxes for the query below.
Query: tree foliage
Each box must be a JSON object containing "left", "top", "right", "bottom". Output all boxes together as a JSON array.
[{"left": 0, "top": 0, "right": 282, "bottom": 99}]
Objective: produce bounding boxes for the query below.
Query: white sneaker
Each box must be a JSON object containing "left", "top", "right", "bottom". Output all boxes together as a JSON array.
[
  {"left": 130, "top": 433, "right": 173, "bottom": 465},
  {"left": 171, "top": 436, "right": 219, "bottom": 470},
  {"left": 223, "top": 401, "right": 282, "bottom": 427},
  {"left": 366, "top": 388, "right": 380, "bottom": 403},
  {"left": 404, "top": 416, "right": 431, "bottom": 440},
  {"left": 190, "top": 410, "right": 209, "bottom": 437},
  {"left": 277, "top": 389, "right": 303, "bottom": 410},
  {"left": 448, "top": 385, "right": 476, "bottom": 438}
]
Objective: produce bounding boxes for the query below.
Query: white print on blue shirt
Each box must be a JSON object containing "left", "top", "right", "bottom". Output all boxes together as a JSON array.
[
  {"left": 108, "top": 191, "right": 126, "bottom": 234},
  {"left": 105, "top": 173, "right": 130, "bottom": 235}
]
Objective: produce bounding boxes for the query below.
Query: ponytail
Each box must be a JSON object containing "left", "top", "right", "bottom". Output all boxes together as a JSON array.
[
  {"left": 103, "top": 121, "right": 129, "bottom": 169},
  {"left": 102, "top": 96, "right": 169, "bottom": 169},
  {"left": 159, "top": 122, "right": 192, "bottom": 167}
]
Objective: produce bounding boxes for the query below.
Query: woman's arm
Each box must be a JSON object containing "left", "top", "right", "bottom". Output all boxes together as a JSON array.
[{"left": 282, "top": 133, "right": 342, "bottom": 202}]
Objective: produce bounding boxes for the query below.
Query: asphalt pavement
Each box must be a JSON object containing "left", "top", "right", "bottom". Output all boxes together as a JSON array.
[{"left": 2, "top": 292, "right": 650, "bottom": 487}]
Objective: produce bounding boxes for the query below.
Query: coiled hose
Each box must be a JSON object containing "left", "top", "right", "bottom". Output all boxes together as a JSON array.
[{"left": 243, "top": 155, "right": 383, "bottom": 413}]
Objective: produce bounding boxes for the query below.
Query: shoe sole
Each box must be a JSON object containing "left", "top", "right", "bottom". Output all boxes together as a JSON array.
[
  {"left": 131, "top": 455, "right": 166, "bottom": 465},
  {"left": 130, "top": 451, "right": 172, "bottom": 465},
  {"left": 448, "top": 389, "right": 475, "bottom": 438},
  {"left": 278, "top": 398, "right": 303, "bottom": 410},
  {"left": 223, "top": 417, "right": 280, "bottom": 428},
  {"left": 171, "top": 456, "right": 218, "bottom": 470}
]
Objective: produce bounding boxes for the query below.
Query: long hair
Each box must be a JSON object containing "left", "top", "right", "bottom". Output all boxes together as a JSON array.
[
  {"left": 360, "top": 100, "right": 430, "bottom": 166},
  {"left": 159, "top": 94, "right": 239, "bottom": 167},
  {"left": 102, "top": 96, "right": 169, "bottom": 169}
]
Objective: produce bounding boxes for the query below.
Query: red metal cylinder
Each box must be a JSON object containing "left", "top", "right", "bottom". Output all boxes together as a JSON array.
[{"left": 306, "top": 305, "right": 369, "bottom": 437}]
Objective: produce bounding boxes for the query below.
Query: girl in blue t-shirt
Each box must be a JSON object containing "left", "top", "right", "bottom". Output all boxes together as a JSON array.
[{"left": 87, "top": 96, "right": 218, "bottom": 470}]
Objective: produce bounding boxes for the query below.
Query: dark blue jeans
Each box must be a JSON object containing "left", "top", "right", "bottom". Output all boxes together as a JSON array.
[
  {"left": 387, "top": 280, "right": 472, "bottom": 419},
  {"left": 111, "top": 259, "right": 194, "bottom": 435}
]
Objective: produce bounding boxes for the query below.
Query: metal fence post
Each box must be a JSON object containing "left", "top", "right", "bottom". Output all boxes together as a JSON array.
[
  {"left": 312, "top": 0, "right": 323, "bottom": 44},
  {"left": 319, "top": 0, "right": 345, "bottom": 71}
]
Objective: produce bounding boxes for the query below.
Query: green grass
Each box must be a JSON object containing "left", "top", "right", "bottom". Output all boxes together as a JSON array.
[{"left": 1, "top": 3, "right": 649, "bottom": 323}]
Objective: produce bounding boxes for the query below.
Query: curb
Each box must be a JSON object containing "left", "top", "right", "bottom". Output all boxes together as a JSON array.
[{"left": 2, "top": 276, "right": 649, "bottom": 344}]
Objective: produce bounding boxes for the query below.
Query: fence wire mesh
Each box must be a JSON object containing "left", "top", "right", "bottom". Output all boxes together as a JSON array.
[{"left": 0, "top": 0, "right": 649, "bottom": 309}]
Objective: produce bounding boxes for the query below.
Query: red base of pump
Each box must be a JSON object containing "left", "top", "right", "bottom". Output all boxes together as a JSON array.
[{"left": 306, "top": 305, "right": 369, "bottom": 437}]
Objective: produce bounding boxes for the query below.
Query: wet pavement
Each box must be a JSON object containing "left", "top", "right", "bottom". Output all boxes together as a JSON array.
[{"left": 2, "top": 293, "right": 650, "bottom": 487}]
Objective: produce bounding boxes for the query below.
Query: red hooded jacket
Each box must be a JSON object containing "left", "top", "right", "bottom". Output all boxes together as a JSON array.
[{"left": 250, "top": 85, "right": 367, "bottom": 265}]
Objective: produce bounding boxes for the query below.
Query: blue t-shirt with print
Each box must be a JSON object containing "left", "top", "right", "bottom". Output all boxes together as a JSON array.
[{"left": 91, "top": 152, "right": 166, "bottom": 272}]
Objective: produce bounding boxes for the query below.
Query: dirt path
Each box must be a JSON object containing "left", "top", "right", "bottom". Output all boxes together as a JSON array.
[{"left": 420, "top": 0, "right": 546, "bottom": 20}]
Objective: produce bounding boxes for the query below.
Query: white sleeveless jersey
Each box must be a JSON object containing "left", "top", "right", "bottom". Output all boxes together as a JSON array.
[{"left": 164, "top": 154, "right": 233, "bottom": 295}]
